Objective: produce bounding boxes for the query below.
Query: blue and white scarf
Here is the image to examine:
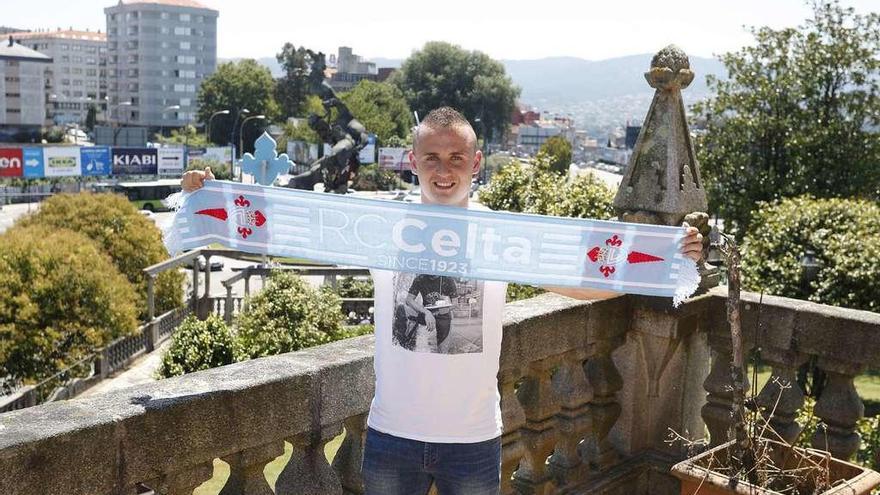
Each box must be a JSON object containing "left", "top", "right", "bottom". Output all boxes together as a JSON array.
[{"left": 164, "top": 181, "right": 699, "bottom": 305}]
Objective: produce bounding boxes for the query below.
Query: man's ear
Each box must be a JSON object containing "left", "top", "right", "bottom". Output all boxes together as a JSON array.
[
  {"left": 472, "top": 150, "right": 483, "bottom": 176},
  {"left": 408, "top": 149, "right": 418, "bottom": 175}
]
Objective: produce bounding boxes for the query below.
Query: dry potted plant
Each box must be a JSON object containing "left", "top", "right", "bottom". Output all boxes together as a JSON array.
[{"left": 669, "top": 234, "right": 880, "bottom": 494}]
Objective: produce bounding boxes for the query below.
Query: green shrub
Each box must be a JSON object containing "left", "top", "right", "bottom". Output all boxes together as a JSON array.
[
  {"left": 334, "top": 276, "right": 374, "bottom": 298},
  {"left": 506, "top": 284, "right": 546, "bottom": 302},
  {"left": 18, "top": 192, "right": 184, "bottom": 317},
  {"left": 742, "top": 196, "right": 880, "bottom": 311},
  {"left": 480, "top": 160, "right": 614, "bottom": 221},
  {"left": 796, "top": 397, "right": 880, "bottom": 471},
  {"left": 236, "top": 272, "right": 345, "bottom": 358},
  {"left": 157, "top": 315, "right": 240, "bottom": 378},
  {"left": 0, "top": 225, "right": 138, "bottom": 385},
  {"left": 352, "top": 164, "right": 405, "bottom": 191},
  {"left": 186, "top": 158, "right": 232, "bottom": 180}
]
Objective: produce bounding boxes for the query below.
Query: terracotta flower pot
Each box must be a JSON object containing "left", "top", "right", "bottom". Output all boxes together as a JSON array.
[{"left": 671, "top": 439, "right": 880, "bottom": 495}]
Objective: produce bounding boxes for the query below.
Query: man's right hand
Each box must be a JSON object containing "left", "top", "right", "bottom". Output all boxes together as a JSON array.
[{"left": 181, "top": 167, "right": 214, "bottom": 192}]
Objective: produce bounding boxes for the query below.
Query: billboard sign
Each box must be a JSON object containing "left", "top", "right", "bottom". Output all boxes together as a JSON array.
[
  {"left": 158, "top": 147, "right": 185, "bottom": 174},
  {"left": 80, "top": 146, "right": 112, "bottom": 176},
  {"left": 44, "top": 146, "right": 82, "bottom": 177},
  {"left": 0, "top": 148, "right": 23, "bottom": 177},
  {"left": 22, "top": 148, "right": 44, "bottom": 178},
  {"left": 112, "top": 147, "right": 158, "bottom": 175},
  {"left": 378, "top": 147, "right": 411, "bottom": 171},
  {"left": 286, "top": 140, "right": 319, "bottom": 165}
]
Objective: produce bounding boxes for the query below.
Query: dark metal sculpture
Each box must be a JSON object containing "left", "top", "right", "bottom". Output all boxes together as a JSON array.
[{"left": 288, "top": 54, "right": 369, "bottom": 194}]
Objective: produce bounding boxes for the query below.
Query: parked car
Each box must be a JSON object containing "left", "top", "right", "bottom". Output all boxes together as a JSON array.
[{"left": 187, "top": 259, "right": 224, "bottom": 271}]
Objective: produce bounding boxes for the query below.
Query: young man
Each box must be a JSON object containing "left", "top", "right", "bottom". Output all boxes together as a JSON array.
[{"left": 182, "top": 107, "right": 703, "bottom": 495}]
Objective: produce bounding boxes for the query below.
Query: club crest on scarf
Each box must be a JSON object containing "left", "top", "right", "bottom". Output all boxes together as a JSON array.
[
  {"left": 587, "top": 234, "right": 664, "bottom": 278},
  {"left": 194, "top": 194, "right": 267, "bottom": 239}
]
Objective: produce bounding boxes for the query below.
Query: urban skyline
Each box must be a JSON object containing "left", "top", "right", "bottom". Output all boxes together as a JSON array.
[{"left": 5, "top": 0, "right": 877, "bottom": 63}]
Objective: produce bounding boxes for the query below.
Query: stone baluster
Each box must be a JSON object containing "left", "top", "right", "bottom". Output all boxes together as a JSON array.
[
  {"left": 144, "top": 461, "right": 214, "bottom": 495},
  {"left": 548, "top": 350, "right": 592, "bottom": 488},
  {"left": 754, "top": 350, "right": 805, "bottom": 444},
  {"left": 220, "top": 442, "right": 285, "bottom": 495},
  {"left": 331, "top": 414, "right": 367, "bottom": 495},
  {"left": 275, "top": 426, "right": 344, "bottom": 495},
  {"left": 701, "top": 344, "right": 734, "bottom": 446},
  {"left": 585, "top": 344, "right": 622, "bottom": 469},
  {"left": 811, "top": 359, "right": 864, "bottom": 460},
  {"left": 499, "top": 369, "right": 526, "bottom": 495},
  {"left": 512, "top": 357, "right": 561, "bottom": 495}
]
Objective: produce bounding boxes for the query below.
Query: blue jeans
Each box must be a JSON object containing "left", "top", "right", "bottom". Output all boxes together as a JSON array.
[{"left": 363, "top": 427, "right": 502, "bottom": 495}]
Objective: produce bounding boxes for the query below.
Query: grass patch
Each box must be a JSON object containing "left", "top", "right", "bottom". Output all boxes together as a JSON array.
[{"left": 192, "top": 429, "right": 347, "bottom": 493}]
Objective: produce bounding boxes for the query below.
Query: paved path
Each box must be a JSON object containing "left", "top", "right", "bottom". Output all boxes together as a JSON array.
[
  {"left": 79, "top": 340, "right": 172, "bottom": 398},
  {"left": 0, "top": 202, "right": 40, "bottom": 233}
]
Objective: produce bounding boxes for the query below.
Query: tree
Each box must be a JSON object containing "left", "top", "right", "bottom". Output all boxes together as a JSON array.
[
  {"left": 538, "top": 136, "right": 572, "bottom": 175},
  {"left": 155, "top": 124, "right": 209, "bottom": 147},
  {"left": 693, "top": 1, "right": 880, "bottom": 235},
  {"left": 390, "top": 42, "right": 520, "bottom": 141},
  {"left": 275, "top": 43, "right": 321, "bottom": 120},
  {"left": 196, "top": 59, "right": 279, "bottom": 147},
  {"left": 0, "top": 225, "right": 138, "bottom": 387},
  {"left": 340, "top": 80, "right": 413, "bottom": 143},
  {"left": 18, "top": 193, "right": 184, "bottom": 318},
  {"left": 84, "top": 104, "right": 97, "bottom": 132}
]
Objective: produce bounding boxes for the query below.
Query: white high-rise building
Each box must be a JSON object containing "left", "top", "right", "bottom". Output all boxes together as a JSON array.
[{"left": 0, "top": 36, "right": 51, "bottom": 141}]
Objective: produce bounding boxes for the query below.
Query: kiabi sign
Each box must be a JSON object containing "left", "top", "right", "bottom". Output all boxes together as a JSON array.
[{"left": 112, "top": 148, "right": 158, "bottom": 175}]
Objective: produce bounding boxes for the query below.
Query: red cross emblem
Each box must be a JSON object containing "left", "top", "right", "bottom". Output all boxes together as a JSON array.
[
  {"left": 195, "top": 194, "right": 267, "bottom": 240},
  {"left": 587, "top": 234, "right": 664, "bottom": 278}
]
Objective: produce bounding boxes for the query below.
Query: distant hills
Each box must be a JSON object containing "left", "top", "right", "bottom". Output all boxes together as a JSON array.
[{"left": 220, "top": 53, "right": 727, "bottom": 138}]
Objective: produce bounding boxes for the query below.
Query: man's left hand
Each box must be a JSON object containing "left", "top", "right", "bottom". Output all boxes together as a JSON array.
[{"left": 681, "top": 225, "right": 703, "bottom": 262}]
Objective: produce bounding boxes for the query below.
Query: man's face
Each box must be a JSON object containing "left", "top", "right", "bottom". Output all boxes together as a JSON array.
[{"left": 409, "top": 125, "right": 481, "bottom": 208}]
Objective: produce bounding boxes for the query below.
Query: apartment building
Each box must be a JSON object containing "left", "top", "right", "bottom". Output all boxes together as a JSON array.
[
  {"left": 9, "top": 28, "right": 108, "bottom": 126},
  {"left": 104, "top": 0, "right": 218, "bottom": 129},
  {"left": 0, "top": 37, "right": 51, "bottom": 142}
]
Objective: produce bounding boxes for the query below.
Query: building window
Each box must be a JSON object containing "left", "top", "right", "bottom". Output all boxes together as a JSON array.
[
  {"left": 180, "top": 13, "right": 190, "bottom": 21},
  {"left": 60, "top": 43, "right": 69, "bottom": 50},
  {"left": 174, "top": 27, "right": 192, "bottom": 36},
  {"left": 161, "top": 12, "right": 169, "bottom": 19},
  {"left": 160, "top": 27, "right": 169, "bottom": 34},
  {"left": 73, "top": 56, "right": 83, "bottom": 63},
  {"left": 86, "top": 69, "right": 97, "bottom": 76},
  {"left": 86, "top": 57, "right": 96, "bottom": 65},
  {"left": 72, "top": 68, "right": 83, "bottom": 75},
  {"left": 61, "top": 78, "right": 70, "bottom": 86},
  {"left": 86, "top": 46, "right": 96, "bottom": 53},
  {"left": 180, "top": 41, "right": 190, "bottom": 50},
  {"left": 180, "top": 98, "right": 191, "bottom": 106},
  {"left": 72, "top": 44, "right": 82, "bottom": 51}
]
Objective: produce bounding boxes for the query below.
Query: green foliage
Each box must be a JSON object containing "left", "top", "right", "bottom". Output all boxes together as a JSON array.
[
  {"left": 337, "top": 324, "right": 375, "bottom": 339},
  {"left": 186, "top": 158, "right": 232, "bottom": 181},
  {"left": 351, "top": 164, "right": 405, "bottom": 191},
  {"left": 480, "top": 160, "right": 614, "bottom": 220},
  {"left": 693, "top": 1, "right": 880, "bottom": 234},
  {"left": 333, "top": 276, "right": 374, "bottom": 298},
  {"left": 506, "top": 284, "right": 546, "bottom": 302},
  {"left": 275, "top": 43, "right": 320, "bottom": 119},
  {"left": 742, "top": 196, "right": 880, "bottom": 311},
  {"left": 157, "top": 315, "right": 240, "bottom": 378},
  {"left": 340, "top": 80, "right": 413, "bottom": 143},
  {"left": 0, "top": 225, "right": 138, "bottom": 385},
  {"left": 236, "top": 272, "right": 345, "bottom": 358},
  {"left": 84, "top": 105, "right": 97, "bottom": 132},
  {"left": 196, "top": 60, "right": 279, "bottom": 145},
  {"left": 18, "top": 193, "right": 184, "bottom": 317},
  {"left": 796, "top": 397, "right": 880, "bottom": 471},
  {"left": 156, "top": 124, "right": 209, "bottom": 147},
  {"left": 41, "top": 126, "right": 64, "bottom": 143},
  {"left": 538, "top": 136, "right": 572, "bottom": 175},
  {"left": 391, "top": 41, "right": 520, "bottom": 141}
]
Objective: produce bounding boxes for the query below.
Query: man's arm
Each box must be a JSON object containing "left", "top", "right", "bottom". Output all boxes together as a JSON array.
[{"left": 542, "top": 225, "right": 704, "bottom": 301}]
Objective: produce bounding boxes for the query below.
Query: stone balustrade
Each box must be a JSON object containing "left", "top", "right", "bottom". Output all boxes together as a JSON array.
[
  {"left": 702, "top": 287, "right": 880, "bottom": 461},
  {"left": 2, "top": 285, "right": 879, "bottom": 494}
]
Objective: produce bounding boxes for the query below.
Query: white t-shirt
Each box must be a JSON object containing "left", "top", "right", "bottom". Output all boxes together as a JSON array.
[{"left": 367, "top": 266, "right": 507, "bottom": 443}]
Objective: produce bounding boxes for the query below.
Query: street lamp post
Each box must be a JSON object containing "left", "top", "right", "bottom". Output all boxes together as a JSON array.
[
  {"left": 230, "top": 108, "right": 250, "bottom": 162},
  {"left": 110, "top": 100, "right": 132, "bottom": 146},
  {"left": 206, "top": 109, "right": 230, "bottom": 146},
  {"left": 160, "top": 105, "right": 181, "bottom": 145},
  {"left": 239, "top": 114, "right": 267, "bottom": 158}
]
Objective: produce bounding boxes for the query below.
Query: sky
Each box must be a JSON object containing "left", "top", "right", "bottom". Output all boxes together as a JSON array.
[{"left": 3, "top": 0, "right": 878, "bottom": 62}]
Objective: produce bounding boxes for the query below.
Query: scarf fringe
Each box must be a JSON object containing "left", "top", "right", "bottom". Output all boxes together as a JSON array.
[
  {"left": 672, "top": 259, "right": 700, "bottom": 307},
  {"left": 162, "top": 191, "right": 187, "bottom": 256}
]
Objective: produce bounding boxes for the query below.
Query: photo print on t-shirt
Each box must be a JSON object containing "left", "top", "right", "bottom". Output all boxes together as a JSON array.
[{"left": 391, "top": 272, "right": 484, "bottom": 354}]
